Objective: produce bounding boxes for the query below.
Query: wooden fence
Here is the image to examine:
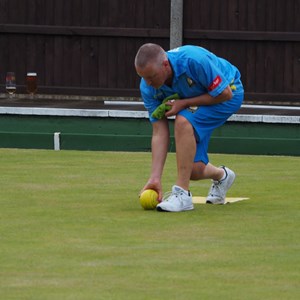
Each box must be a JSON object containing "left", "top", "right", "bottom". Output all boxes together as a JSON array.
[{"left": 0, "top": 0, "right": 299, "bottom": 103}]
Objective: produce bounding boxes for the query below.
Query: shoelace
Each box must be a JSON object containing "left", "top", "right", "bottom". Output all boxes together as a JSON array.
[
  {"left": 162, "top": 190, "right": 182, "bottom": 202},
  {"left": 209, "top": 180, "right": 222, "bottom": 196}
]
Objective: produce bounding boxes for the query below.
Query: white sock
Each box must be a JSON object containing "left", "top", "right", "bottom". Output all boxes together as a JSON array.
[{"left": 220, "top": 169, "right": 227, "bottom": 181}]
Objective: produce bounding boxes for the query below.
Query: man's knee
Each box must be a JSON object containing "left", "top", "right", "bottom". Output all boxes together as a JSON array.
[{"left": 175, "top": 115, "right": 192, "bottom": 133}]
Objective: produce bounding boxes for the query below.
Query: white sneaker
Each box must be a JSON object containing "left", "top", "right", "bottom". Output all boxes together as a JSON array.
[
  {"left": 206, "top": 166, "right": 236, "bottom": 204},
  {"left": 157, "top": 185, "right": 194, "bottom": 212}
]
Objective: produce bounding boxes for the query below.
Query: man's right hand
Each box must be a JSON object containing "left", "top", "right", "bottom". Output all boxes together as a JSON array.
[{"left": 140, "top": 180, "right": 163, "bottom": 202}]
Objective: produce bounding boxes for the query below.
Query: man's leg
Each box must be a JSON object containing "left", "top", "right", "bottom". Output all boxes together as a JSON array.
[
  {"left": 174, "top": 116, "right": 226, "bottom": 187},
  {"left": 174, "top": 115, "right": 196, "bottom": 191},
  {"left": 191, "top": 161, "right": 225, "bottom": 181},
  {"left": 175, "top": 94, "right": 244, "bottom": 205},
  {"left": 156, "top": 115, "right": 194, "bottom": 212}
]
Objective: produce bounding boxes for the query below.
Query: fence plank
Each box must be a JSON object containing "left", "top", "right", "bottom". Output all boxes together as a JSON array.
[{"left": 0, "top": 0, "right": 299, "bottom": 103}]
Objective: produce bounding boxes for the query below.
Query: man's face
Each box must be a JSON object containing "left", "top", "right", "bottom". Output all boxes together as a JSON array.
[{"left": 136, "top": 61, "right": 168, "bottom": 89}]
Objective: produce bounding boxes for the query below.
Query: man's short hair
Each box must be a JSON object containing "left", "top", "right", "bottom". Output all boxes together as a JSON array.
[{"left": 135, "top": 43, "right": 166, "bottom": 69}]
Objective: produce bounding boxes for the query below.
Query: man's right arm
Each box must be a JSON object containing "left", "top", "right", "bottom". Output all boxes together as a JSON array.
[{"left": 142, "top": 118, "right": 170, "bottom": 201}]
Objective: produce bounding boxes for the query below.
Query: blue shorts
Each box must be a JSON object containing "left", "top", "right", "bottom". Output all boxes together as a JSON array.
[{"left": 178, "top": 93, "right": 244, "bottom": 164}]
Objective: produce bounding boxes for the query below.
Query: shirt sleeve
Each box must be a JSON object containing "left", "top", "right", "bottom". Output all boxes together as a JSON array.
[{"left": 188, "top": 57, "right": 229, "bottom": 98}]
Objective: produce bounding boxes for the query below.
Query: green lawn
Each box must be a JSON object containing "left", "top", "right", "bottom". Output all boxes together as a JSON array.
[{"left": 0, "top": 149, "right": 299, "bottom": 300}]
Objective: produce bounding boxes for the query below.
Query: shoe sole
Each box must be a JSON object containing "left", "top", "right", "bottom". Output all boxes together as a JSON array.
[
  {"left": 156, "top": 205, "right": 194, "bottom": 212},
  {"left": 206, "top": 199, "right": 224, "bottom": 205}
]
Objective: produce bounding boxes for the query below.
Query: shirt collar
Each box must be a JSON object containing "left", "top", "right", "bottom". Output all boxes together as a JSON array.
[{"left": 166, "top": 51, "right": 186, "bottom": 81}]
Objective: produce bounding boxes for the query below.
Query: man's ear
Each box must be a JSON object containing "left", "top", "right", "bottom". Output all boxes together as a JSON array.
[{"left": 162, "top": 60, "right": 169, "bottom": 68}]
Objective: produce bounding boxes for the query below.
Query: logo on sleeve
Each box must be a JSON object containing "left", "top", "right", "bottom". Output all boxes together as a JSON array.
[{"left": 208, "top": 75, "right": 222, "bottom": 91}]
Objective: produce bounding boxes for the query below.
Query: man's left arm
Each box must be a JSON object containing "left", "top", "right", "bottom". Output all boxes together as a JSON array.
[{"left": 165, "top": 86, "right": 232, "bottom": 117}]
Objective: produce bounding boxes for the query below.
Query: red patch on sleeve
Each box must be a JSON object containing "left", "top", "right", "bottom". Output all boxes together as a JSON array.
[{"left": 208, "top": 75, "right": 222, "bottom": 91}]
